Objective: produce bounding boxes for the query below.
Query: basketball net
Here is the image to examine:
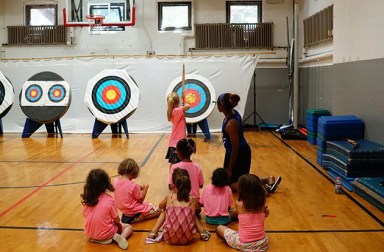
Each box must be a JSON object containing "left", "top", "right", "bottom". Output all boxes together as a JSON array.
[{"left": 86, "top": 15, "right": 105, "bottom": 35}]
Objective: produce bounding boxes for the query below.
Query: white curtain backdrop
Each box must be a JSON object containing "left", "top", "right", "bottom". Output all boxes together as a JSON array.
[{"left": 0, "top": 55, "right": 256, "bottom": 133}]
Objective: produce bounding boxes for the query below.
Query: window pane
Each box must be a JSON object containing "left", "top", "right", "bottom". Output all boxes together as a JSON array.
[
  {"left": 161, "top": 6, "right": 189, "bottom": 29},
  {"left": 230, "top": 5, "right": 259, "bottom": 23},
  {"left": 30, "top": 8, "right": 55, "bottom": 25}
]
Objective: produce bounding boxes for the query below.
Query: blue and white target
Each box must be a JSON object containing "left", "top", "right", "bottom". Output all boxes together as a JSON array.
[
  {"left": 48, "top": 84, "right": 67, "bottom": 103},
  {"left": 0, "top": 71, "right": 15, "bottom": 119},
  {"left": 25, "top": 84, "right": 43, "bottom": 103},
  {"left": 167, "top": 74, "right": 216, "bottom": 124},
  {"left": 92, "top": 77, "right": 130, "bottom": 114},
  {"left": 85, "top": 69, "right": 140, "bottom": 124}
]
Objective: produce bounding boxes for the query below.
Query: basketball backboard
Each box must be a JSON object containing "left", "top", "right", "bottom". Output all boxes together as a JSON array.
[{"left": 64, "top": 0, "right": 135, "bottom": 27}]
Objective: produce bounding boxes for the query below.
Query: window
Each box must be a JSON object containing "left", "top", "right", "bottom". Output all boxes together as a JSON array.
[
  {"left": 89, "top": 2, "right": 126, "bottom": 32},
  {"left": 26, "top": 4, "right": 58, "bottom": 25},
  {"left": 158, "top": 2, "right": 192, "bottom": 31},
  {"left": 226, "top": 1, "right": 262, "bottom": 23}
]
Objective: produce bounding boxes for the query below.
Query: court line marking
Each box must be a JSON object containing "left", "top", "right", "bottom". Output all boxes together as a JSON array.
[
  {"left": 0, "top": 149, "right": 97, "bottom": 219},
  {"left": 0, "top": 225, "right": 383, "bottom": 233},
  {"left": 0, "top": 134, "right": 165, "bottom": 189}
]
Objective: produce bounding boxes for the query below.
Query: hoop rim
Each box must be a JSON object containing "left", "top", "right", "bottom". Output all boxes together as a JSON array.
[{"left": 86, "top": 14, "right": 105, "bottom": 21}]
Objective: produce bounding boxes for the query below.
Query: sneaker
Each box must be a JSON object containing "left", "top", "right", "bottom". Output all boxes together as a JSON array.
[
  {"left": 113, "top": 233, "right": 128, "bottom": 250},
  {"left": 269, "top": 176, "right": 282, "bottom": 193},
  {"left": 89, "top": 238, "right": 113, "bottom": 245}
]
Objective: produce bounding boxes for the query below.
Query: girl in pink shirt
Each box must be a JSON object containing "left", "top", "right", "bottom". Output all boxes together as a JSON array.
[
  {"left": 200, "top": 168, "right": 236, "bottom": 225},
  {"left": 217, "top": 174, "right": 269, "bottom": 252},
  {"left": 114, "top": 158, "right": 161, "bottom": 223},
  {"left": 165, "top": 92, "right": 190, "bottom": 168},
  {"left": 147, "top": 168, "right": 211, "bottom": 244},
  {"left": 81, "top": 169, "right": 133, "bottom": 250},
  {"left": 168, "top": 138, "right": 204, "bottom": 200}
]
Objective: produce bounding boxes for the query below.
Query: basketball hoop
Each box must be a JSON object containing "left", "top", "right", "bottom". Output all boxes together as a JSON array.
[{"left": 86, "top": 14, "right": 105, "bottom": 34}]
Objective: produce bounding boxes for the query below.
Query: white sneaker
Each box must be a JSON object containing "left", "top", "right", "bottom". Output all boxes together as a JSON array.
[{"left": 113, "top": 233, "right": 128, "bottom": 250}]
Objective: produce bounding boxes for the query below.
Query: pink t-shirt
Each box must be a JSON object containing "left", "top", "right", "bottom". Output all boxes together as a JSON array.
[
  {"left": 199, "top": 184, "right": 234, "bottom": 217},
  {"left": 238, "top": 212, "right": 266, "bottom": 243},
  {"left": 169, "top": 107, "right": 187, "bottom": 148},
  {"left": 168, "top": 161, "right": 204, "bottom": 198},
  {"left": 114, "top": 177, "right": 153, "bottom": 216},
  {"left": 83, "top": 192, "right": 119, "bottom": 240}
]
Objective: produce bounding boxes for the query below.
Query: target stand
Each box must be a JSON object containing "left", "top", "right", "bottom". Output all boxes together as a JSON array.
[
  {"left": 92, "top": 118, "right": 129, "bottom": 139},
  {"left": 22, "top": 118, "right": 63, "bottom": 138}
]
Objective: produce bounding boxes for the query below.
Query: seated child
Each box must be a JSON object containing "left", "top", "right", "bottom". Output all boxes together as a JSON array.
[
  {"left": 200, "top": 168, "right": 237, "bottom": 225},
  {"left": 147, "top": 168, "right": 211, "bottom": 245},
  {"left": 114, "top": 158, "right": 160, "bottom": 223},
  {"left": 81, "top": 168, "right": 133, "bottom": 250}
]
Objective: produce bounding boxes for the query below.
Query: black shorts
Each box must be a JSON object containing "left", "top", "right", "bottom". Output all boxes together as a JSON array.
[
  {"left": 224, "top": 144, "right": 251, "bottom": 184},
  {"left": 165, "top": 147, "right": 180, "bottom": 164},
  {"left": 121, "top": 213, "right": 141, "bottom": 224}
]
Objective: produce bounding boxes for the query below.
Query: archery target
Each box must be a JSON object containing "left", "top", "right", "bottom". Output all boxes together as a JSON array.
[
  {"left": 20, "top": 71, "right": 71, "bottom": 124},
  {"left": 84, "top": 69, "right": 140, "bottom": 124},
  {"left": 0, "top": 71, "right": 15, "bottom": 119},
  {"left": 167, "top": 74, "right": 216, "bottom": 124}
]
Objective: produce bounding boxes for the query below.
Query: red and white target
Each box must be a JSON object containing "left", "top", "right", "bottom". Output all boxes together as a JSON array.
[
  {"left": 167, "top": 74, "right": 216, "bottom": 124},
  {"left": 84, "top": 69, "right": 140, "bottom": 124}
]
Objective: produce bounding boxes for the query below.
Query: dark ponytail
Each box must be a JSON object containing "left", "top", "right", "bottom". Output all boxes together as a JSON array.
[{"left": 172, "top": 168, "right": 191, "bottom": 202}]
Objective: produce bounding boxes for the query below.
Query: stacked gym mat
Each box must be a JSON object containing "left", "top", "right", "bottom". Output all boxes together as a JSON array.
[
  {"left": 305, "top": 109, "right": 330, "bottom": 145},
  {"left": 316, "top": 115, "right": 364, "bottom": 167},
  {"left": 322, "top": 139, "right": 384, "bottom": 191},
  {"left": 353, "top": 178, "right": 384, "bottom": 212}
]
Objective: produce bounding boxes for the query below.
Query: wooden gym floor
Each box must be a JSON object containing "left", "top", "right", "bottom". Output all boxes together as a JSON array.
[{"left": 0, "top": 130, "right": 383, "bottom": 251}]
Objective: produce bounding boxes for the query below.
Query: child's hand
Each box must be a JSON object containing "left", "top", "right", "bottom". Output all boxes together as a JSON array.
[
  {"left": 141, "top": 184, "right": 149, "bottom": 190},
  {"left": 264, "top": 206, "right": 269, "bottom": 217}
]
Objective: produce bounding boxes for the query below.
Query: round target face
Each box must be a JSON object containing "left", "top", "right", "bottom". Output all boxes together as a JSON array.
[
  {"left": 85, "top": 69, "right": 140, "bottom": 124},
  {"left": 20, "top": 71, "right": 71, "bottom": 124},
  {"left": 25, "top": 84, "right": 43, "bottom": 103},
  {"left": 48, "top": 84, "right": 66, "bottom": 103},
  {"left": 167, "top": 74, "right": 216, "bottom": 124},
  {"left": 92, "top": 76, "right": 130, "bottom": 114},
  {"left": 0, "top": 71, "right": 15, "bottom": 119}
]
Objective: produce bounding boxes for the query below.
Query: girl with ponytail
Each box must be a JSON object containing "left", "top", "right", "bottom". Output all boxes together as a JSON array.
[
  {"left": 165, "top": 92, "right": 190, "bottom": 169},
  {"left": 147, "top": 168, "right": 210, "bottom": 244}
]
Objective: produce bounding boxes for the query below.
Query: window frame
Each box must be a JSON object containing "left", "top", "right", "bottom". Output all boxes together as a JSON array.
[
  {"left": 158, "top": 1, "right": 192, "bottom": 31},
  {"left": 25, "top": 4, "right": 58, "bottom": 26},
  {"left": 226, "top": 1, "right": 262, "bottom": 24}
]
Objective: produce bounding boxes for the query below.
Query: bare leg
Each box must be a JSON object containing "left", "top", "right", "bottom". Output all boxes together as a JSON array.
[
  {"left": 148, "top": 210, "right": 166, "bottom": 237},
  {"left": 194, "top": 216, "right": 205, "bottom": 234},
  {"left": 130, "top": 210, "right": 161, "bottom": 223},
  {"left": 195, "top": 216, "right": 210, "bottom": 241},
  {"left": 216, "top": 225, "right": 229, "bottom": 240},
  {"left": 121, "top": 223, "right": 133, "bottom": 239}
]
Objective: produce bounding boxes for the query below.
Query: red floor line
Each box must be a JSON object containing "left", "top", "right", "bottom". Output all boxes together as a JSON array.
[{"left": 0, "top": 149, "right": 97, "bottom": 218}]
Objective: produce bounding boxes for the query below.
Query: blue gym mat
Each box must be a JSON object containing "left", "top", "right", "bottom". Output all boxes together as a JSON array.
[{"left": 353, "top": 178, "right": 384, "bottom": 212}]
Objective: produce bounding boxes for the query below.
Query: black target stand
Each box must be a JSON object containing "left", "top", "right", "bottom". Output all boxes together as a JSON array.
[{"left": 242, "top": 70, "right": 268, "bottom": 132}]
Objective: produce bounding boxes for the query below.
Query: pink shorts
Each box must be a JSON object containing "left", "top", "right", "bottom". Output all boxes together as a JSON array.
[{"left": 224, "top": 228, "right": 268, "bottom": 252}]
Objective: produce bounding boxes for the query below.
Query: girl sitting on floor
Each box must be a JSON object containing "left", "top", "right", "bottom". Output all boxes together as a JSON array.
[
  {"left": 81, "top": 168, "right": 133, "bottom": 250},
  {"left": 147, "top": 168, "right": 211, "bottom": 245},
  {"left": 114, "top": 158, "right": 161, "bottom": 224},
  {"left": 200, "top": 168, "right": 237, "bottom": 225},
  {"left": 217, "top": 174, "right": 269, "bottom": 252}
]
